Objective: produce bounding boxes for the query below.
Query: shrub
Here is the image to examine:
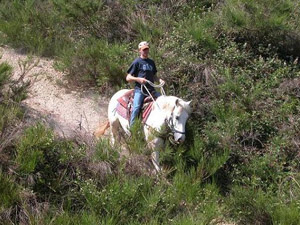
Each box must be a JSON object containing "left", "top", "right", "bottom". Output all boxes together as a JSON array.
[
  {"left": 44, "top": 210, "right": 101, "bottom": 225},
  {"left": 0, "top": 62, "right": 12, "bottom": 87},
  {"left": 0, "top": 171, "right": 20, "bottom": 210},
  {"left": 14, "top": 123, "right": 88, "bottom": 208},
  {"left": 53, "top": 0, "right": 131, "bottom": 42},
  {"left": 58, "top": 38, "right": 130, "bottom": 93},
  {"left": 271, "top": 202, "right": 300, "bottom": 225},
  {"left": 227, "top": 179, "right": 300, "bottom": 225},
  {"left": 0, "top": 62, "right": 26, "bottom": 156},
  {"left": 220, "top": 0, "right": 300, "bottom": 58},
  {"left": 15, "top": 124, "right": 55, "bottom": 174},
  {"left": 226, "top": 186, "right": 273, "bottom": 224},
  {"left": 0, "top": 0, "right": 67, "bottom": 56},
  {"left": 94, "top": 139, "right": 119, "bottom": 163},
  {"left": 80, "top": 175, "right": 154, "bottom": 224},
  {"left": 0, "top": 63, "right": 19, "bottom": 137}
]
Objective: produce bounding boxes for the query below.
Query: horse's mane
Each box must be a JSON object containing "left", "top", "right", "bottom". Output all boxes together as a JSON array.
[{"left": 156, "top": 95, "right": 191, "bottom": 114}]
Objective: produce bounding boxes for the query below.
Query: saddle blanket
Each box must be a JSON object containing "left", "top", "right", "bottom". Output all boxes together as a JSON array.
[{"left": 116, "top": 89, "right": 154, "bottom": 123}]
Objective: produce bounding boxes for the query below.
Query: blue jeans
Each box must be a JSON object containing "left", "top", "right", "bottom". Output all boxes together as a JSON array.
[{"left": 129, "top": 88, "right": 161, "bottom": 126}]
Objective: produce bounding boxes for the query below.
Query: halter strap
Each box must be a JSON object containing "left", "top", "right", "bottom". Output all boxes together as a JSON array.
[{"left": 165, "top": 113, "right": 186, "bottom": 135}]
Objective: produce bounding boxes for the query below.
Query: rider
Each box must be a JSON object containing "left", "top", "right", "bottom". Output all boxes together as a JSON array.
[{"left": 126, "top": 41, "right": 164, "bottom": 126}]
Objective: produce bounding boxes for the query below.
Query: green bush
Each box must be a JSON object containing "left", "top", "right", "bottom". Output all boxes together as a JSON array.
[
  {"left": 0, "top": 0, "right": 67, "bottom": 56},
  {"left": 0, "top": 62, "right": 26, "bottom": 154},
  {"left": 15, "top": 124, "right": 55, "bottom": 174},
  {"left": 0, "top": 62, "right": 12, "bottom": 87},
  {"left": 94, "top": 139, "right": 119, "bottom": 163},
  {"left": 0, "top": 171, "right": 19, "bottom": 210},
  {"left": 78, "top": 168, "right": 222, "bottom": 225},
  {"left": 271, "top": 201, "right": 300, "bottom": 225},
  {"left": 58, "top": 38, "right": 130, "bottom": 92},
  {"left": 15, "top": 124, "right": 87, "bottom": 207},
  {"left": 44, "top": 211, "right": 101, "bottom": 225},
  {"left": 80, "top": 175, "right": 154, "bottom": 224},
  {"left": 53, "top": 0, "right": 132, "bottom": 42},
  {"left": 227, "top": 186, "right": 273, "bottom": 224},
  {"left": 227, "top": 182, "right": 300, "bottom": 225},
  {"left": 220, "top": 0, "right": 300, "bottom": 57}
]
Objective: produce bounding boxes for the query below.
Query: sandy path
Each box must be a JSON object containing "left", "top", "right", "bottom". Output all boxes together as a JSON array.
[{"left": 0, "top": 46, "right": 108, "bottom": 138}]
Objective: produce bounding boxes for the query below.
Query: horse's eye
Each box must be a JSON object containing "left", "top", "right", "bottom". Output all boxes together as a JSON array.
[{"left": 175, "top": 116, "right": 180, "bottom": 120}]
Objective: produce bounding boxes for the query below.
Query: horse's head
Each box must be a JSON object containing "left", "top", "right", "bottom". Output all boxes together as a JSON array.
[{"left": 166, "top": 98, "right": 192, "bottom": 144}]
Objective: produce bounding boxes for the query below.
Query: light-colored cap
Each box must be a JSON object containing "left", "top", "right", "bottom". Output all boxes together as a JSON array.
[{"left": 138, "top": 41, "right": 149, "bottom": 50}]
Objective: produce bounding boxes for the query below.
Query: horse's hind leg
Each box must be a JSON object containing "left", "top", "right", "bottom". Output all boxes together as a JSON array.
[{"left": 110, "top": 119, "right": 121, "bottom": 146}]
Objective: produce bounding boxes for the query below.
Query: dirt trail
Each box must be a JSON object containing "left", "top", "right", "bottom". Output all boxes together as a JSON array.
[{"left": 0, "top": 46, "right": 108, "bottom": 138}]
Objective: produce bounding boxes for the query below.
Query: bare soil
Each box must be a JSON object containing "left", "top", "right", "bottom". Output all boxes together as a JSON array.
[{"left": 0, "top": 46, "right": 108, "bottom": 138}]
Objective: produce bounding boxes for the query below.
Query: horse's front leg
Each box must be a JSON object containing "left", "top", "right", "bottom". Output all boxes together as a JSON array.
[
  {"left": 148, "top": 137, "right": 164, "bottom": 173},
  {"left": 151, "top": 151, "right": 160, "bottom": 173}
]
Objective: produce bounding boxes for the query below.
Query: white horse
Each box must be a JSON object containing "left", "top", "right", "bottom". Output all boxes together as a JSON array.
[{"left": 96, "top": 88, "right": 192, "bottom": 172}]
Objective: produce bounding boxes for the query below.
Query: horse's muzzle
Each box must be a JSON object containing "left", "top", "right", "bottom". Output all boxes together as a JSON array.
[
  {"left": 173, "top": 133, "right": 186, "bottom": 144},
  {"left": 177, "top": 136, "right": 185, "bottom": 143}
]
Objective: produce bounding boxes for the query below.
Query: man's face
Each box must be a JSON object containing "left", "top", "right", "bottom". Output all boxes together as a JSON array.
[{"left": 139, "top": 48, "right": 149, "bottom": 58}]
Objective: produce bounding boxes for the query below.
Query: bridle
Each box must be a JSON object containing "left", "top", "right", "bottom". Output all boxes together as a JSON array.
[
  {"left": 166, "top": 113, "right": 187, "bottom": 145},
  {"left": 165, "top": 112, "right": 186, "bottom": 135}
]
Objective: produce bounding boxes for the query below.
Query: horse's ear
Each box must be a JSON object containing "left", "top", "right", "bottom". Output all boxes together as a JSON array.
[
  {"left": 186, "top": 100, "right": 192, "bottom": 105},
  {"left": 175, "top": 99, "right": 179, "bottom": 106}
]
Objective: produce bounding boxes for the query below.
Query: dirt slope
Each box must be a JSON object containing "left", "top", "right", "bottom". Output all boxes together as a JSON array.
[{"left": 0, "top": 46, "right": 108, "bottom": 138}]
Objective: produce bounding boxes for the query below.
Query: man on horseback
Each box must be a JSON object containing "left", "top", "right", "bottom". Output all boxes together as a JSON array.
[{"left": 126, "top": 41, "right": 164, "bottom": 126}]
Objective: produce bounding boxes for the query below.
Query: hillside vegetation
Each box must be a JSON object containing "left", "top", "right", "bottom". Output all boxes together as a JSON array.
[{"left": 1, "top": 0, "right": 300, "bottom": 224}]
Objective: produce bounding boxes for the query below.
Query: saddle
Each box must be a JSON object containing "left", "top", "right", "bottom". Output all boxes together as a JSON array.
[{"left": 116, "top": 89, "right": 155, "bottom": 123}]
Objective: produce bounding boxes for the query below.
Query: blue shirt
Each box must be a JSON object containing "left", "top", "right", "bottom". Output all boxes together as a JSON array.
[{"left": 127, "top": 57, "right": 157, "bottom": 92}]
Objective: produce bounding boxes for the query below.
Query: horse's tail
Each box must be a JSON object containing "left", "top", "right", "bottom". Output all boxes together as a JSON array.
[{"left": 94, "top": 120, "right": 110, "bottom": 137}]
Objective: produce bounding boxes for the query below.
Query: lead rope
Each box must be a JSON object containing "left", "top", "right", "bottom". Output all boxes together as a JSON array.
[{"left": 145, "top": 80, "right": 166, "bottom": 96}]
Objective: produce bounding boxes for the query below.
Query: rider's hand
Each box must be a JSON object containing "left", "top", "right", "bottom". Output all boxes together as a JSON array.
[
  {"left": 138, "top": 77, "right": 147, "bottom": 84},
  {"left": 159, "top": 78, "right": 165, "bottom": 84}
]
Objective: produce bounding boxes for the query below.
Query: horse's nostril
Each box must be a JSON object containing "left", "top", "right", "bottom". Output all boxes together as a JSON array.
[
  {"left": 174, "top": 134, "right": 185, "bottom": 143},
  {"left": 177, "top": 136, "right": 185, "bottom": 143}
]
